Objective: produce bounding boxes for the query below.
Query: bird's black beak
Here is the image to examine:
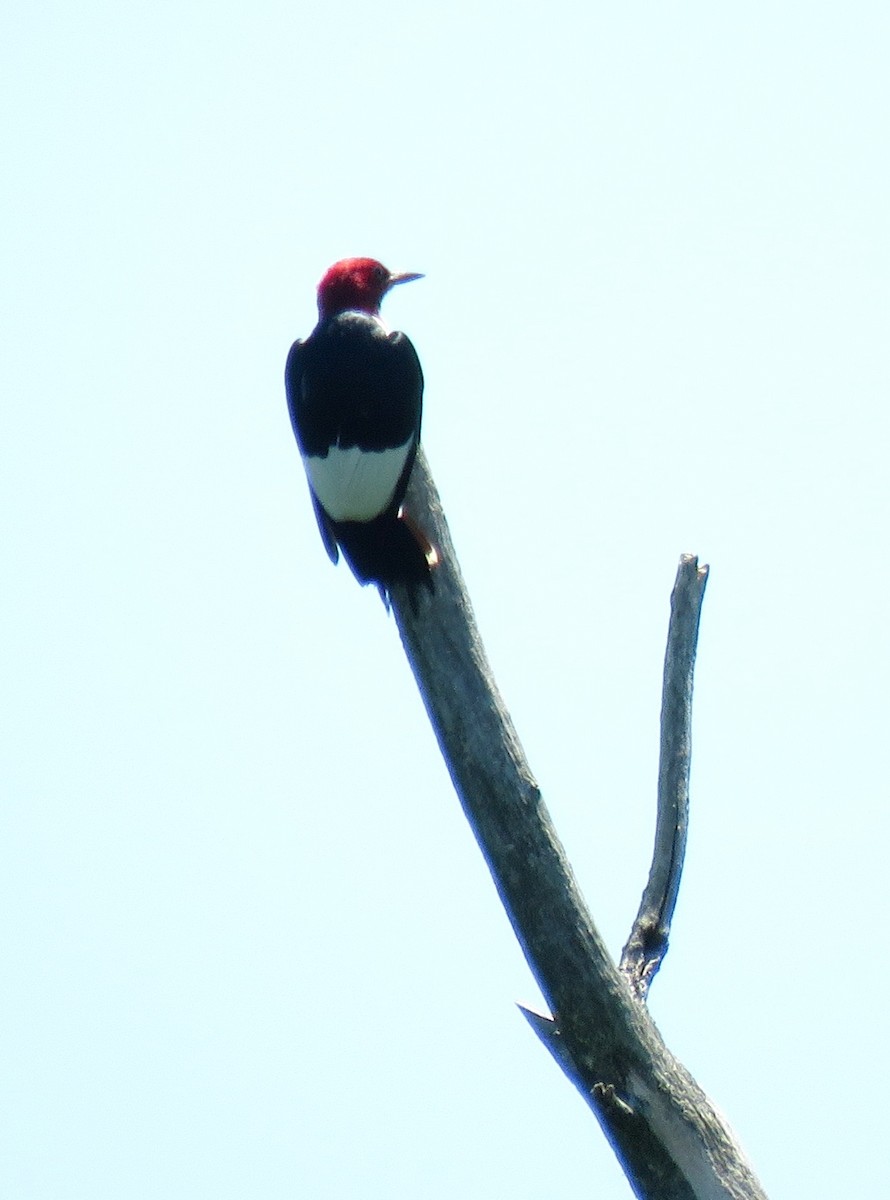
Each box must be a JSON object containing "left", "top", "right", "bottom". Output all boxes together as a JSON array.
[{"left": 386, "top": 270, "right": 424, "bottom": 290}]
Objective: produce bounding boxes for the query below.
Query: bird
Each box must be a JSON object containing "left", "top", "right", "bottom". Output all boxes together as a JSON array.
[{"left": 285, "top": 257, "right": 437, "bottom": 601}]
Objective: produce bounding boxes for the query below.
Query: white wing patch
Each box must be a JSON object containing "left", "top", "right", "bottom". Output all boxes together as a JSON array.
[{"left": 304, "top": 437, "right": 413, "bottom": 522}]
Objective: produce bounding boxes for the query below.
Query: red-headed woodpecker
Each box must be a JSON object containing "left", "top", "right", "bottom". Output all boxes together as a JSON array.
[{"left": 286, "top": 257, "right": 436, "bottom": 600}]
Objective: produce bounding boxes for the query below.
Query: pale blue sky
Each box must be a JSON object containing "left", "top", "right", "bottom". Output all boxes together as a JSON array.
[{"left": 2, "top": 2, "right": 888, "bottom": 1197}]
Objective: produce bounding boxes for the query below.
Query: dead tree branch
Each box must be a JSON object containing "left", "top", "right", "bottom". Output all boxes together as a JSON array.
[
  {"left": 620, "top": 555, "right": 709, "bottom": 1000},
  {"left": 390, "top": 451, "right": 767, "bottom": 1200}
]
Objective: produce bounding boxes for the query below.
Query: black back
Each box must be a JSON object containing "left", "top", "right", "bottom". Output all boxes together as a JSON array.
[{"left": 286, "top": 311, "right": 423, "bottom": 458}]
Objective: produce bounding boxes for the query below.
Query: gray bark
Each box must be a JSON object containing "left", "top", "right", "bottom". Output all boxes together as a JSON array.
[{"left": 387, "top": 450, "right": 768, "bottom": 1200}]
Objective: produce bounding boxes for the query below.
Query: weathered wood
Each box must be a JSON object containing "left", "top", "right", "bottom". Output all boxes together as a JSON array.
[
  {"left": 620, "top": 555, "right": 708, "bottom": 1000},
  {"left": 390, "top": 451, "right": 768, "bottom": 1200}
]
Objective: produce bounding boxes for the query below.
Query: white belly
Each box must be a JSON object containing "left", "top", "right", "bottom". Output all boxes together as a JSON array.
[{"left": 304, "top": 437, "right": 413, "bottom": 522}]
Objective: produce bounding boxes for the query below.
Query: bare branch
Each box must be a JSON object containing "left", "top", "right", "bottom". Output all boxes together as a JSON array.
[
  {"left": 390, "top": 451, "right": 768, "bottom": 1200},
  {"left": 620, "top": 555, "right": 709, "bottom": 1000}
]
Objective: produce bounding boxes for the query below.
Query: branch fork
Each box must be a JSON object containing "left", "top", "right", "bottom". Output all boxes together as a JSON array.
[{"left": 387, "top": 451, "right": 766, "bottom": 1200}]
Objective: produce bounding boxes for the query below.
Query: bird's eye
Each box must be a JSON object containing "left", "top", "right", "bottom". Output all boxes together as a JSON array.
[{"left": 373, "top": 264, "right": 388, "bottom": 283}]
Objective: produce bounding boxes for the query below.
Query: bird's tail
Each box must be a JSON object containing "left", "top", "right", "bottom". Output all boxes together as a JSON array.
[{"left": 334, "top": 510, "right": 437, "bottom": 602}]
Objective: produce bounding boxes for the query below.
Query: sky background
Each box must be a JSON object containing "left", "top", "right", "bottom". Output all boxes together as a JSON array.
[{"left": 2, "top": 2, "right": 889, "bottom": 1197}]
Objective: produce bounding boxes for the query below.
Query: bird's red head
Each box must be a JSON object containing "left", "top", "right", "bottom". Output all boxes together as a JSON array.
[{"left": 316, "top": 257, "right": 423, "bottom": 320}]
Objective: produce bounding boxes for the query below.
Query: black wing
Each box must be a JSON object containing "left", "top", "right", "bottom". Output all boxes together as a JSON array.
[
  {"left": 288, "top": 312, "right": 423, "bottom": 458},
  {"left": 285, "top": 338, "right": 339, "bottom": 563},
  {"left": 285, "top": 313, "right": 424, "bottom": 560}
]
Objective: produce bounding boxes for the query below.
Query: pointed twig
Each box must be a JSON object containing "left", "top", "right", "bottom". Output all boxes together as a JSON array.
[
  {"left": 517, "top": 1005, "right": 586, "bottom": 1090},
  {"left": 388, "top": 452, "right": 766, "bottom": 1199},
  {"left": 620, "top": 555, "right": 709, "bottom": 1000}
]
